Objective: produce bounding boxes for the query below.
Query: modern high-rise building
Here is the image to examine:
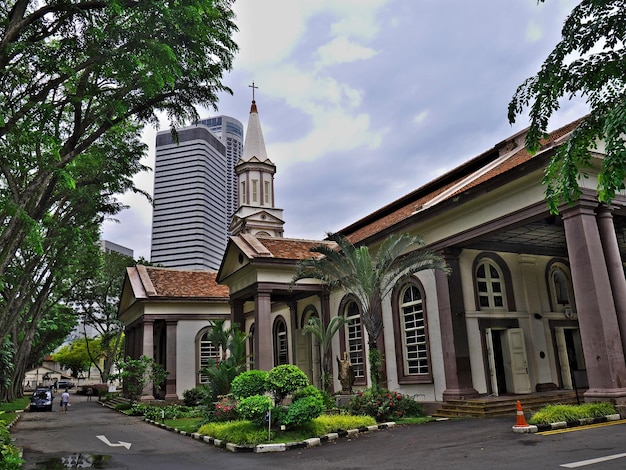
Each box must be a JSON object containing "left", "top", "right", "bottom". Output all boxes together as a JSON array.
[
  {"left": 195, "top": 116, "right": 244, "bottom": 220},
  {"left": 150, "top": 116, "right": 244, "bottom": 270}
]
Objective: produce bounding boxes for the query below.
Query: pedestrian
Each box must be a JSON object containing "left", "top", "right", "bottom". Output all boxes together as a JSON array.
[
  {"left": 86, "top": 387, "right": 93, "bottom": 402},
  {"left": 61, "top": 388, "right": 70, "bottom": 414}
]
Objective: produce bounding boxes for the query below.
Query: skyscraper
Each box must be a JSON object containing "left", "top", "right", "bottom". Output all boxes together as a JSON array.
[{"left": 150, "top": 116, "right": 244, "bottom": 270}]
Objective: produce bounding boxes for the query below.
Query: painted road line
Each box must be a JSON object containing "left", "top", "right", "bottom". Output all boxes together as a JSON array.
[
  {"left": 96, "top": 435, "right": 132, "bottom": 449},
  {"left": 561, "top": 452, "right": 626, "bottom": 468},
  {"left": 538, "top": 419, "right": 626, "bottom": 435}
]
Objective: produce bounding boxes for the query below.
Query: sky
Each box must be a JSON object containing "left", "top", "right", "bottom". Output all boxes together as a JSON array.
[{"left": 102, "top": 0, "right": 588, "bottom": 261}]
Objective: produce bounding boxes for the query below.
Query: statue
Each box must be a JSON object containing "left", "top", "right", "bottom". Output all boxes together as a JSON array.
[{"left": 337, "top": 351, "right": 355, "bottom": 394}]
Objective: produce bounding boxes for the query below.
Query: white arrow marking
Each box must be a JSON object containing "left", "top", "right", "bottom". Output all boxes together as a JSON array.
[{"left": 96, "top": 435, "right": 132, "bottom": 449}]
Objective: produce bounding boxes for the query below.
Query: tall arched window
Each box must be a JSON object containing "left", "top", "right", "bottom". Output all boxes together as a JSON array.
[
  {"left": 344, "top": 300, "right": 365, "bottom": 380},
  {"left": 476, "top": 259, "right": 507, "bottom": 310},
  {"left": 273, "top": 317, "right": 288, "bottom": 366},
  {"left": 197, "top": 328, "right": 219, "bottom": 384},
  {"left": 400, "top": 284, "right": 429, "bottom": 374},
  {"left": 392, "top": 279, "right": 432, "bottom": 384},
  {"left": 547, "top": 261, "right": 575, "bottom": 313}
]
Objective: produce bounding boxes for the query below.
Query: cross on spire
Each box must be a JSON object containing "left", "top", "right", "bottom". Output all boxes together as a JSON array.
[{"left": 249, "top": 81, "right": 258, "bottom": 101}]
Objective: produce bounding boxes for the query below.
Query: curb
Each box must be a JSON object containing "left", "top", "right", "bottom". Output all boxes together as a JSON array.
[
  {"left": 512, "top": 414, "right": 623, "bottom": 433},
  {"left": 144, "top": 418, "right": 396, "bottom": 453}
]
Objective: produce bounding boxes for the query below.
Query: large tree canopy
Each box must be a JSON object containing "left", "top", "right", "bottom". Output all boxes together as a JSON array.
[
  {"left": 0, "top": 0, "right": 237, "bottom": 279},
  {"left": 508, "top": 0, "right": 626, "bottom": 213},
  {"left": 0, "top": 0, "right": 238, "bottom": 397}
]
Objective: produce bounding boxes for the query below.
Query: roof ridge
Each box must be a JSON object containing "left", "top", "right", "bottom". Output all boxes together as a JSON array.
[
  {"left": 137, "top": 265, "right": 157, "bottom": 296},
  {"left": 240, "top": 233, "right": 273, "bottom": 257}
]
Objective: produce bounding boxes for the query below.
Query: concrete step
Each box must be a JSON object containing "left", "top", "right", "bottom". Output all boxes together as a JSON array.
[{"left": 432, "top": 391, "right": 581, "bottom": 419}]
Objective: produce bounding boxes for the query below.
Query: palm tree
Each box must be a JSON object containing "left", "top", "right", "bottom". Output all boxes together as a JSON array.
[
  {"left": 302, "top": 315, "right": 348, "bottom": 393},
  {"left": 293, "top": 232, "right": 450, "bottom": 390}
]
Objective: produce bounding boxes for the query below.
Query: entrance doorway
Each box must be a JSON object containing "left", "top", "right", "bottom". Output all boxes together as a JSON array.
[
  {"left": 485, "top": 328, "right": 532, "bottom": 396},
  {"left": 555, "top": 327, "right": 587, "bottom": 389},
  {"left": 295, "top": 310, "right": 321, "bottom": 388}
]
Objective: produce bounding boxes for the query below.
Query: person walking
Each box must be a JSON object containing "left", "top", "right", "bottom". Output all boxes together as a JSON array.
[
  {"left": 60, "top": 389, "right": 70, "bottom": 414},
  {"left": 86, "top": 387, "right": 93, "bottom": 402}
]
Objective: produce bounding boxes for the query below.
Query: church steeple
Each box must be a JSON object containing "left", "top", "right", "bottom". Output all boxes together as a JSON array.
[
  {"left": 230, "top": 84, "right": 285, "bottom": 238},
  {"left": 242, "top": 82, "right": 268, "bottom": 162}
]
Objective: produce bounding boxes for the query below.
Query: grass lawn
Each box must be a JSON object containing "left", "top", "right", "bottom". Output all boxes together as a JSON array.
[
  {"left": 1, "top": 397, "right": 30, "bottom": 427},
  {"left": 163, "top": 417, "right": 204, "bottom": 433},
  {"left": 162, "top": 414, "right": 435, "bottom": 445}
]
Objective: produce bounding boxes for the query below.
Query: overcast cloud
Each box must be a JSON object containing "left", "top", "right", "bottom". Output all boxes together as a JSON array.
[{"left": 102, "top": 0, "right": 587, "bottom": 260}]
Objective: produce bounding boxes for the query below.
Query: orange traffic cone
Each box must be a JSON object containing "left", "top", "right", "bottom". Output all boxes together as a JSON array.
[{"left": 514, "top": 400, "right": 529, "bottom": 427}]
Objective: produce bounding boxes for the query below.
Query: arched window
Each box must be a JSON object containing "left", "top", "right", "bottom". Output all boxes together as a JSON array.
[
  {"left": 197, "top": 328, "right": 219, "bottom": 384},
  {"left": 476, "top": 259, "right": 507, "bottom": 310},
  {"left": 392, "top": 279, "right": 432, "bottom": 384},
  {"left": 400, "top": 284, "right": 429, "bottom": 374},
  {"left": 273, "top": 317, "right": 288, "bottom": 366},
  {"left": 547, "top": 261, "right": 575, "bottom": 313},
  {"left": 344, "top": 300, "right": 365, "bottom": 380}
]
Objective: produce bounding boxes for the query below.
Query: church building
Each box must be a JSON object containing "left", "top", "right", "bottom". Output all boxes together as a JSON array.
[{"left": 118, "top": 97, "right": 626, "bottom": 407}]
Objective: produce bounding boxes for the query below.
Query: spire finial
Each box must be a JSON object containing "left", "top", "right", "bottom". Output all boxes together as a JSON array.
[{"left": 249, "top": 81, "right": 258, "bottom": 102}]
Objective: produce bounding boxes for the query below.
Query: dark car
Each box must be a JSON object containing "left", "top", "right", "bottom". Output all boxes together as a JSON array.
[
  {"left": 30, "top": 388, "right": 53, "bottom": 411},
  {"left": 56, "top": 380, "right": 75, "bottom": 389}
]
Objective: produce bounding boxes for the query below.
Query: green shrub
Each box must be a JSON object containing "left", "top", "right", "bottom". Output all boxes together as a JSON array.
[
  {"left": 129, "top": 403, "right": 150, "bottom": 416},
  {"left": 231, "top": 370, "right": 268, "bottom": 399},
  {"left": 198, "top": 420, "right": 270, "bottom": 445},
  {"left": 309, "top": 414, "right": 377, "bottom": 436},
  {"left": 291, "top": 385, "right": 323, "bottom": 402},
  {"left": 0, "top": 425, "right": 23, "bottom": 469},
  {"left": 283, "top": 395, "right": 325, "bottom": 428},
  {"left": 269, "top": 405, "right": 288, "bottom": 426},
  {"left": 348, "top": 388, "right": 424, "bottom": 422},
  {"left": 114, "top": 403, "right": 133, "bottom": 411},
  {"left": 237, "top": 395, "right": 272, "bottom": 426},
  {"left": 182, "top": 385, "right": 212, "bottom": 406},
  {"left": 529, "top": 402, "right": 617, "bottom": 425},
  {"left": 265, "top": 365, "right": 309, "bottom": 403}
]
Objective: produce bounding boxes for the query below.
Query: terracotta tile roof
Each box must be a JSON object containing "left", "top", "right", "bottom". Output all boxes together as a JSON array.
[
  {"left": 252, "top": 237, "right": 332, "bottom": 261},
  {"left": 142, "top": 267, "right": 229, "bottom": 298},
  {"left": 340, "top": 118, "right": 584, "bottom": 244}
]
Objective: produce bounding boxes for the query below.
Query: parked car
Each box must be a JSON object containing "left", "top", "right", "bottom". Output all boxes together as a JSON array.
[
  {"left": 30, "top": 388, "right": 54, "bottom": 411},
  {"left": 56, "top": 380, "right": 75, "bottom": 389}
]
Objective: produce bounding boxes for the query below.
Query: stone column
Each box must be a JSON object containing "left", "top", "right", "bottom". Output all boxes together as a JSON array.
[
  {"left": 254, "top": 291, "right": 273, "bottom": 371},
  {"left": 141, "top": 320, "right": 155, "bottom": 400},
  {"left": 288, "top": 300, "right": 298, "bottom": 370},
  {"left": 561, "top": 197, "right": 626, "bottom": 403},
  {"left": 596, "top": 205, "right": 626, "bottom": 357},
  {"left": 437, "top": 249, "right": 478, "bottom": 400},
  {"left": 165, "top": 321, "right": 178, "bottom": 400}
]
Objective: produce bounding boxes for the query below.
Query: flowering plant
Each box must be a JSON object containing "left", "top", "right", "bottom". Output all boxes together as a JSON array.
[
  {"left": 348, "top": 388, "right": 424, "bottom": 422},
  {"left": 214, "top": 395, "right": 239, "bottom": 422}
]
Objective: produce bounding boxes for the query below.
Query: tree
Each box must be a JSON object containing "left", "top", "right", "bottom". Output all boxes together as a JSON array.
[
  {"left": 293, "top": 233, "right": 449, "bottom": 390},
  {"left": 508, "top": 0, "right": 626, "bottom": 213},
  {"left": 113, "top": 355, "right": 168, "bottom": 403},
  {"left": 0, "top": 0, "right": 238, "bottom": 341},
  {"left": 52, "top": 338, "right": 99, "bottom": 379},
  {"left": 199, "top": 322, "right": 248, "bottom": 400},
  {"left": 301, "top": 315, "right": 348, "bottom": 394},
  {"left": 68, "top": 250, "right": 138, "bottom": 383}
]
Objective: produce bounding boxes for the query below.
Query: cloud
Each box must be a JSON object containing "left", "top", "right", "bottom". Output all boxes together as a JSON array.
[
  {"left": 525, "top": 20, "right": 544, "bottom": 43},
  {"left": 315, "top": 36, "right": 378, "bottom": 68},
  {"left": 412, "top": 111, "right": 428, "bottom": 125}
]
